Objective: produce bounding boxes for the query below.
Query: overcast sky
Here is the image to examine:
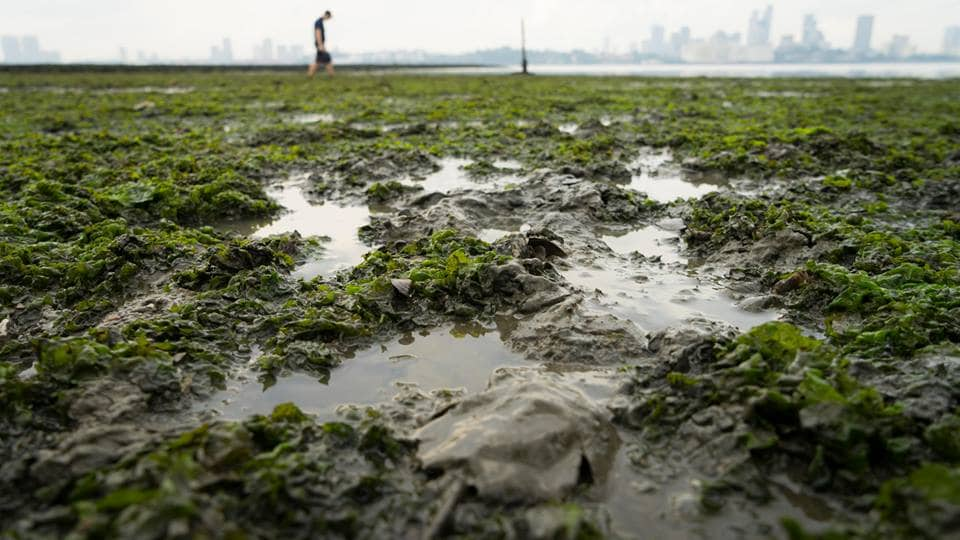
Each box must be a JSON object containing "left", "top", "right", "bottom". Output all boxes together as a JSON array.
[{"left": 1, "top": 0, "right": 957, "bottom": 61}]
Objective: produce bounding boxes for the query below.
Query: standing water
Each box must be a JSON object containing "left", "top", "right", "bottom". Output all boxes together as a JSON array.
[
  {"left": 205, "top": 323, "right": 527, "bottom": 421},
  {"left": 221, "top": 175, "right": 374, "bottom": 280}
]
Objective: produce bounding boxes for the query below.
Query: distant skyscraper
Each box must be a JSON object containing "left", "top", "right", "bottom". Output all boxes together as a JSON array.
[
  {"left": 1, "top": 36, "right": 59, "bottom": 64},
  {"left": 945, "top": 26, "right": 960, "bottom": 56},
  {"left": 254, "top": 38, "right": 275, "bottom": 62},
  {"left": 642, "top": 25, "right": 667, "bottom": 57},
  {"left": 887, "top": 35, "right": 914, "bottom": 58},
  {"left": 1, "top": 36, "right": 22, "bottom": 63},
  {"left": 21, "top": 36, "right": 40, "bottom": 62},
  {"left": 853, "top": 15, "right": 874, "bottom": 54},
  {"left": 210, "top": 38, "right": 234, "bottom": 64},
  {"left": 223, "top": 39, "right": 233, "bottom": 62},
  {"left": 747, "top": 6, "right": 773, "bottom": 46},
  {"left": 802, "top": 14, "right": 827, "bottom": 49},
  {"left": 669, "top": 26, "right": 691, "bottom": 58}
]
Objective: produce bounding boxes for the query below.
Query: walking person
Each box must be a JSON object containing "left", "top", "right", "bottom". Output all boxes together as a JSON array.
[{"left": 308, "top": 11, "right": 334, "bottom": 77}]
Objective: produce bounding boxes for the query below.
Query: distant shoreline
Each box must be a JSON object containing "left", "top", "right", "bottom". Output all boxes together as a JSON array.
[
  {"left": 0, "top": 63, "right": 491, "bottom": 73},
  {"left": 1, "top": 62, "right": 958, "bottom": 79}
]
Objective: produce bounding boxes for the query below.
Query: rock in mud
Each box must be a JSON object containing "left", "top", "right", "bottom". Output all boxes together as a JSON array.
[
  {"left": 748, "top": 229, "right": 810, "bottom": 266},
  {"left": 416, "top": 368, "right": 620, "bottom": 503},
  {"left": 647, "top": 317, "right": 739, "bottom": 369},
  {"left": 507, "top": 296, "right": 648, "bottom": 365},
  {"left": 391, "top": 278, "right": 413, "bottom": 297},
  {"left": 495, "top": 229, "right": 567, "bottom": 261}
]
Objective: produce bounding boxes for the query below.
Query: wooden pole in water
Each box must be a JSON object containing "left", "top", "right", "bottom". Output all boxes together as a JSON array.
[{"left": 521, "top": 19, "right": 529, "bottom": 75}]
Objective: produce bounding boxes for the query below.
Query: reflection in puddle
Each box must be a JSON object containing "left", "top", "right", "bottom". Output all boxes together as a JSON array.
[
  {"left": 219, "top": 177, "right": 373, "bottom": 280},
  {"left": 629, "top": 149, "right": 728, "bottom": 203},
  {"left": 407, "top": 158, "right": 525, "bottom": 195},
  {"left": 207, "top": 324, "right": 527, "bottom": 421},
  {"left": 566, "top": 225, "right": 778, "bottom": 332},
  {"left": 602, "top": 225, "right": 684, "bottom": 264}
]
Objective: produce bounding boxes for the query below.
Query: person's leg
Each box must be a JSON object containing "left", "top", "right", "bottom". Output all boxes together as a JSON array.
[
  {"left": 308, "top": 62, "right": 318, "bottom": 77},
  {"left": 325, "top": 63, "right": 335, "bottom": 76}
]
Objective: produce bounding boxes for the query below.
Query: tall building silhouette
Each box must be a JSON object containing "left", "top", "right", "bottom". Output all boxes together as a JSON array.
[
  {"left": 210, "top": 38, "right": 234, "bottom": 63},
  {"left": 801, "top": 14, "right": 827, "bottom": 49},
  {"left": 853, "top": 15, "right": 874, "bottom": 54},
  {"left": 253, "top": 39, "right": 275, "bottom": 62},
  {"left": 887, "top": 35, "right": 914, "bottom": 58},
  {"left": 642, "top": 25, "right": 667, "bottom": 57},
  {"left": 1, "top": 36, "right": 22, "bottom": 63},
  {"left": 747, "top": 6, "right": 773, "bottom": 46},
  {"left": 1, "top": 35, "right": 59, "bottom": 63},
  {"left": 669, "top": 26, "right": 691, "bottom": 58},
  {"left": 946, "top": 26, "right": 960, "bottom": 56}
]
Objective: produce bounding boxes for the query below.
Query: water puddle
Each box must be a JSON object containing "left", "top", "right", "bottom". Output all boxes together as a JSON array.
[
  {"left": 629, "top": 149, "right": 728, "bottom": 203},
  {"left": 406, "top": 158, "right": 525, "bottom": 195},
  {"left": 92, "top": 86, "right": 195, "bottom": 95},
  {"left": 752, "top": 91, "right": 820, "bottom": 98},
  {"left": 493, "top": 159, "right": 522, "bottom": 170},
  {"left": 602, "top": 225, "right": 684, "bottom": 264},
  {"left": 565, "top": 224, "right": 778, "bottom": 333},
  {"left": 219, "top": 176, "right": 373, "bottom": 280},
  {"left": 478, "top": 228, "right": 515, "bottom": 243},
  {"left": 290, "top": 113, "right": 336, "bottom": 125},
  {"left": 602, "top": 451, "right": 838, "bottom": 539},
  {"left": 206, "top": 324, "right": 527, "bottom": 421},
  {"left": 600, "top": 114, "right": 633, "bottom": 126},
  {"left": 348, "top": 122, "right": 412, "bottom": 133}
]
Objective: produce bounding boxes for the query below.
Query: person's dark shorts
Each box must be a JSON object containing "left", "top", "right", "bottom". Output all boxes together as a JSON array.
[{"left": 316, "top": 50, "right": 332, "bottom": 65}]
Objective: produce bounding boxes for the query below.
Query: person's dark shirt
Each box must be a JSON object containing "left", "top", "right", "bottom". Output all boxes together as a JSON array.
[{"left": 314, "top": 18, "right": 326, "bottom": 47}]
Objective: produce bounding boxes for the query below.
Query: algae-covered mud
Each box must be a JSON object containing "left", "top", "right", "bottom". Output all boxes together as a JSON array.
[{"left": 1, "top": 71, "right": 959, "bottom": 539}]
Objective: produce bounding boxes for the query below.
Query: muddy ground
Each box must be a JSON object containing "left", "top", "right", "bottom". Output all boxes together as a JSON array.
[{"left": 1, "top": 72, "right": 959, "bottom": 539}]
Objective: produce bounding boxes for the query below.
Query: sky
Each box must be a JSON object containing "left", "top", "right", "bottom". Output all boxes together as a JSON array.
[{"left": 1, "top": 0, "right": 958, "bottom": 61}]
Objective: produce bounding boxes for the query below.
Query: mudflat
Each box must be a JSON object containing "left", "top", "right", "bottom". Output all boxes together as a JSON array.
[{"left": 1, "top": 71, "right": 959, "bottom": 539}]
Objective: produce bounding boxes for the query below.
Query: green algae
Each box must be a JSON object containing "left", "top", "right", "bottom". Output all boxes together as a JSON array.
[{"left": 1, "top": 70, "right": 959, "bottom": 538}]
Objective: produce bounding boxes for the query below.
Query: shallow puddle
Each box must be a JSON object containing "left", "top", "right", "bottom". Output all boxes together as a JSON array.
[
  {"left": 566, "top": 224, "right": 778, "bottom": 332},
  {"left": 629, "top": 150, "right": 728, "bottom": 203},
  {"left": 478, "top": 228, "right": 514, "bottom": 243},
  {"left": 88, "top": 86, "right": 195, "bottom": 95},
  {"left": 290, "top": 113, "right": 336, "bottom": 125},
  {"left": 602, "top": 450, "right": 838, "bottom": 539},
  {"left": 220, "top": 177, "right": 373, "bottom": 280},
  {"left": 602, "top": 225, "right": 685, "bottom": 264},
  {"left": 564, "top": 263, "right": 775, "bottom": 332},
  {"left": 493, "top": 159, "right": 522, "bottom": 170},
  {"left": 206, "top": 324, "right": 527, "bottom": 421},
  {"left": 407, "top": 158, "right": 525, "bottom": 195}
]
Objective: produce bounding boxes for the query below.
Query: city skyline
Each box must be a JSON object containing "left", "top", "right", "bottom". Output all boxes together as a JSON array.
[{"left": 2, "top": 2, "right": 959, "bottom": 64}]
